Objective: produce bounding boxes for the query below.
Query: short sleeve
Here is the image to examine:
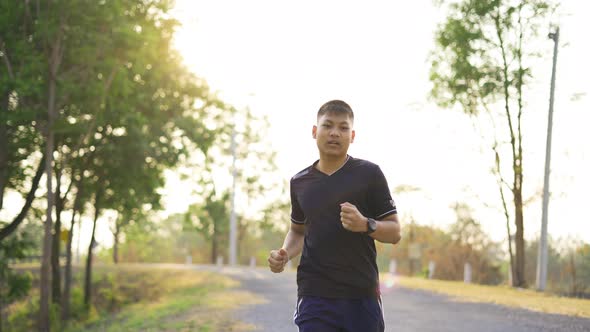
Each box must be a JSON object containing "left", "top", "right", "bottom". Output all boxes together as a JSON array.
[
  {"left": 368, "top": 165, "right": 397, "bottom": 219},
  {"left": 290, "top": 179, "right": 305, "bottom": 224}
]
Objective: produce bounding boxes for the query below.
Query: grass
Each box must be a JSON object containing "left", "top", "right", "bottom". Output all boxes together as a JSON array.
[
  {"left": 64, "top": 265, "right": 265, "bottom": 332},
  {"left": 382, "top": 274, "right": 590, "bottom": 318},
  {"left": 6, "top": 264, "right": 264, "bottom": 332}
]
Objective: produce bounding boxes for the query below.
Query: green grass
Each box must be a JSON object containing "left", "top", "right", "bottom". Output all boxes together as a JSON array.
[
  {"left": 63, "top": 265, "right": 263, "bottom": 332},
  {"left": 6, "top": 264, "right": 263, "bottom": 332},
  {"left": 383, "top": 274, "right": 590, "bottom": 318}
]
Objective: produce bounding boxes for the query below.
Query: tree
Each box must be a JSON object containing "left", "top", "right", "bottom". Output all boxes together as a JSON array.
[
  {"left": 61, "top": 181, "right": 85, "bottom": 321},
  {"left": 430, "top": 0, "right": 555, "bottom": 287},
  {"left": 3, "top": 1, "right": 220, "bottom": 328},
  {"left": 186, "top": 187, "right": 230, "bottom": 263},
  {"left": 1, "top": 0, "right": 108, "bottom": 326},
  {"left": 0, "top": 1, "right": 46, "bottom": 242},
  {"left": 183, "top": 105, "right": 282, "bottom": 264},
  {"left": 38, "top": 2, "right": 68, "bottom": 329},
  {"left": 447, "top": 203, "right": 503, "bottom": 284},
  {"left": 0, "top": 230, "right": 34, "bottom": 332},
  {"left": 388, "top": 202, "right": 502, "bottom": 284},
  {"left": 573, "top": 243, "right": 590, "bottom": 296}
]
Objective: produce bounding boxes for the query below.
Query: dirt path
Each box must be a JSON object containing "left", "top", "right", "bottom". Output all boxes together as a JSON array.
[
  {"left": 199, "top": 265, "right": 590, "bottom": 332},
  {"left": 189, "top": 264, "right": 298, "bottom": 331}
]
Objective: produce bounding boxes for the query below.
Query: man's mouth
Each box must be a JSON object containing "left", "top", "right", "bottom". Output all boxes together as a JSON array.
[{"left": 327, "top": 141, "right": 340, "bottom": 146}]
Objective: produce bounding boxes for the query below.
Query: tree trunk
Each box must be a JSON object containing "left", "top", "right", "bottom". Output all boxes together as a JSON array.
[
  {"left": 51, "top": 165, "right": 63, "bottom": 305},
  {"left": 113, "top": 220, "right": 119, "bottom": 264},
  {"left": 211, "top": 232, "right": 218, "bottom": 264},
  {"left": 408, "top": 220, "right": 415, "bottom": 276},
  {"left": 495, "top": 149, "right": 516, "bottom": 285},
  {"left": 238, "top": 221, "right": 248, "bottom": 264},
  {"left": 0, "top": 273, "right": 4, "bottom": 332},
  {"left": 506, "top": 217, "right": 516, "bottom": 285},
  {"left": 39, "top": 13, "right": 66, "bottom": 329},
  {"left": 0, "top": 155, "right": 45, "bottom": 241},
  {"left": 62, "top": 184, "right": 81, "bottom": 321},
  {"left": 84, "top": 191, "right": 101, "bottom": 308},
  {"left": 61, "top": 209, "right": 76, "bottom": 321},
  {"left": 0, "top": 295, "right": 4, "bottom": 332},
  {"left": 514, "top": 185, "right": 525, "bottom": 287},
  {"left": 0, "top": 90, "right": 9, "bottom": 211},
  {"left": 570, "top": 253, "right": 577, "bottom": 296},
  {"left": 39, "top": 89, "right": 56, "bottom": 332}
]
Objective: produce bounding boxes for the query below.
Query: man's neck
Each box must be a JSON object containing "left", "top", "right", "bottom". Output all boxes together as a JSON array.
[{"left": 316, "top": 154, "right": 349, "bottom": 175}]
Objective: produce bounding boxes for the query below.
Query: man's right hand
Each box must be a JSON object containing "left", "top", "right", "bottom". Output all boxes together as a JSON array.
[{"left": 268, "top": 248, "right": 289, "bottom": 273}]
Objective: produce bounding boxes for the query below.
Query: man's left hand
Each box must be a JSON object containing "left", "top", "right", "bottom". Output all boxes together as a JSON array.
[{"left": 340, "top": 202, "right": 368, "bottom": 233}]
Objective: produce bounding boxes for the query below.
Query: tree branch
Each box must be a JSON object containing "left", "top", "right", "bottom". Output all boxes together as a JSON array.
[
  {"left": 493, "top": 11, "right": 518, "bottom": 193},
  {"left": 0, "top": 154, "right": 45, "bottom": 241},
  {"left": 516, "top": 3, "right": 524, "bottom": 191},
  {"left": 481, "top": 99, "right": 515, "bottom": 282},
  {"left": 0, "top": 37, "right": 15, "bottom": 80}
]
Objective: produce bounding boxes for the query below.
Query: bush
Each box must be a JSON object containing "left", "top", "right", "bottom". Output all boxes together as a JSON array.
[{"left": 0, "top": 230, "right": 35, "bottom": 332}]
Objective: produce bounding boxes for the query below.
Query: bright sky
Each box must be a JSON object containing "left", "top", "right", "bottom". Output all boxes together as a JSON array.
[{"left": 167, "top": 0, "right": 590, "bottom": 245}]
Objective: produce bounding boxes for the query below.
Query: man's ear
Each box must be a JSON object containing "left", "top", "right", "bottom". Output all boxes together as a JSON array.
[
  {"left": 351, "top": 130, "right": 355, "bottom": 143},
  {"left": 312, "top": 125, "right": 317, "bottom": 139}
]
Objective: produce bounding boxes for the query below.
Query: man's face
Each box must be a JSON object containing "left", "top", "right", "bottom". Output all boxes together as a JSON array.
[{"left": 313, "top": 112, "right": 355, "bottom": 158}]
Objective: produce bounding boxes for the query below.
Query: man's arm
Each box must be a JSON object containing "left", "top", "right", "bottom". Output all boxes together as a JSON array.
[
  {"left": 282, "top": 222, "right": 305, "bottom": 259},
  {"left": 369, "top": 213, "right": 401, "bottom": 244},
  {"left": 268, "top": 223, "right": 305, "bottom": 273},
  {"left": 340, "top": 202, "right": 401, "bottom": 244}
]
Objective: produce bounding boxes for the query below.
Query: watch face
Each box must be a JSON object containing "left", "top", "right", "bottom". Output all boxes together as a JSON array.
[{"left": 367, "top": 218, "right": 377, "bottom": 233}]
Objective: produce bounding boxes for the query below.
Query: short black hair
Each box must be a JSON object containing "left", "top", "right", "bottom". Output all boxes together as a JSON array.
[{"left": 317, "top": 100, "right": 354, "bottom": 122}]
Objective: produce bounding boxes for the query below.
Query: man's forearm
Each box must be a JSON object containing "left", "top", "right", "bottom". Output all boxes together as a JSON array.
[
  {"left": 370, "top": 219, "right": 401, "bottom": 244},
  {"left": 282, "top": 229, "right": 305, "bottom": 260}
]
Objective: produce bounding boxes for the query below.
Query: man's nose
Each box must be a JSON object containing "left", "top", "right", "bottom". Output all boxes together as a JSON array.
[{"left": 329, "top": 129, "right": 341, "bottom": 137}]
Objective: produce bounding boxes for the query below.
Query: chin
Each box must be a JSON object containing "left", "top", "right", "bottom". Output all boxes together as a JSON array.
[{"left": 321, "top": 149, "right": 347, "bottom": 158}]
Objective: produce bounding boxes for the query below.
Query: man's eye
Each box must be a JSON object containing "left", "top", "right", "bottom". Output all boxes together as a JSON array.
[
  {"left": 341, "top": 127, "right": 349, "bottom": 130},
  {"left": 322, "top": 124, "right": 331, "bottom": 128}
]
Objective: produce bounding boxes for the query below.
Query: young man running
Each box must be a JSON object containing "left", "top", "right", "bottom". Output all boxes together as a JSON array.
[{"left": 268, "top": 100, "right": 401, "bottom": 332}]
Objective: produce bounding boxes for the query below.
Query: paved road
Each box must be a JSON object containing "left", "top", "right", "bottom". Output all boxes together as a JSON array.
[{"left": 198, "top": 265, "right": 590, "bottom": 332}]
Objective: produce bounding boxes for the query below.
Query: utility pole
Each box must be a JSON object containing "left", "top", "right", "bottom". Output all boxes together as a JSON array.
[
  {"left": 228, "top": 123, "right": 238, "bottom": 266},
  {"left": 536, "top": 26, "right": 559, "bottom": 291}
]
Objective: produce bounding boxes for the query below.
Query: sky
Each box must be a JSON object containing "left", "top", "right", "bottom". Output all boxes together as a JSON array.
[{"left": 167, "top": 0, "right": 590, "bottom": 245}]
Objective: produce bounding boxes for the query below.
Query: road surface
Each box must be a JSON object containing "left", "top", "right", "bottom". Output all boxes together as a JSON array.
[{"left": 197, "top": 265, "right": 590, "bottom": 332}]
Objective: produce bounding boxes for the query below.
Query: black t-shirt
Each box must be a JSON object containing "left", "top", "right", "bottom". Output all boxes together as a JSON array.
[{"left": 290, "top": 155, "right": 397, "bottom": 299}]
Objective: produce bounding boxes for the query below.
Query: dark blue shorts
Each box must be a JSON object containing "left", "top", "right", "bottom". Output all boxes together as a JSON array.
[{"left": 293, "top": 295, "right": 385, "bottom": 332}]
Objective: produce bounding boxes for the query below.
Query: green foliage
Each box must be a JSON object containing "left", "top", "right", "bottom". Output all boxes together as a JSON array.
[
  {"left": 430, "top": 0, "right": 554, "bottom": 114},
  {"left": 577, "top": 244, "right": 590, "bottom": 284},
  {"left": 186, "top": 190, "right": 230, "bottom": 242},
  {"left": 1, "top": 0, "right": 221, "bottom": 234},
  {"left": 59, "top": 268, "right": 235, "bottom": 332},
  {"left": 0, "top": 230, "right": 34, "bottom": 306},
  {"left": 67, "top": 287, "right": 90, "bottom": 322},
  {"left": 115, "top": 197, "right": 290, "bottom": 267},
  {"left": 0, "top": 1, "right": 45, "bottom": 196},
  {"left": 1, "top": 293, "right": 63, "bottom": 332},
  {"left": 179, "top": 105, "right": 285, "bottom": 263},
  {"left": 114, "top": 214, "right": 211, "bottom": 264},
  {"left": 6, "top": 295, "right": 37, "bottom": 332},
  {"left": 524, "top": 239, "right": 590, "bottom": 297},
  {"left": 2, "top": 2, "right": 229, "bottom": 330},
  {"left": 6, "top": 267, "right": 230, "bottom": 331},
  {"left": 388, "top": 203, "right": 503, "bottom": 284}
]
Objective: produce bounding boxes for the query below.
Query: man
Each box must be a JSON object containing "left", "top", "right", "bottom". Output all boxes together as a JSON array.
[{"left": 268, "top": 100, "right": 401, "bottom": 332}]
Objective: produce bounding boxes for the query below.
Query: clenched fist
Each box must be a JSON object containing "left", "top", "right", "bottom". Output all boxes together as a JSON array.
[
  {"left": 340, "top": 202, "right": 368, "bottom": 233},
  {"left": 268, "top": 248, "right": 289, "bottom": 273}
]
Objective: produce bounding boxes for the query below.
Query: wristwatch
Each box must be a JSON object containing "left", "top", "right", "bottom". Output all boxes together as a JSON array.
[{"left": 366, "top": 218, "right": 377, "bottom": 235}]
